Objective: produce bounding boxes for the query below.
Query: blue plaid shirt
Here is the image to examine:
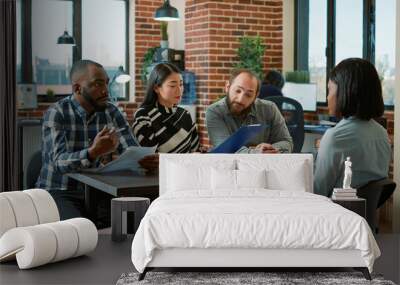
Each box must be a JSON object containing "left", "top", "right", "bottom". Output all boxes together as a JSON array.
[{"left": 36, "top": 95, "right": 137, "bottom": 191}]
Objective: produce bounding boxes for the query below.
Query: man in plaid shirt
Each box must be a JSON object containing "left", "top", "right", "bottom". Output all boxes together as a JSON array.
[{"left": 36, "top": 60, "right": 157, "bottom": 222}]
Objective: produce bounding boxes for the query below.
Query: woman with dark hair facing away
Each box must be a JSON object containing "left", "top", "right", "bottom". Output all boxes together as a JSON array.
[
  {"left": 132, "top": 62, "right": 200, "bottom": 153},
  {"left": 314, "top": 58, "right": 391, "bottom": 197},
  {"left": 258, "top": 70, "right": 285, "bottom": 99}
]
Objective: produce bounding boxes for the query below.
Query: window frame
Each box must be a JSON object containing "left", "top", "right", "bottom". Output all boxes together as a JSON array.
[
  {"left": 295, "top": 0, "right": 394, "bottom": 110},
  {"left": 19, "top": 0, "right": 130, "bottom": 101}
]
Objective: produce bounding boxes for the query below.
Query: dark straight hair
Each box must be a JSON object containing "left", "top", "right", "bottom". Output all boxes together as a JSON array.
[
  {"left": 142, "top": 62, "right": 182, "bottom": 107},
  {"left": 263, "top": 70, "right": 285, "bottom": 90},
  {"left": 329, "top": 58, "right": 384, "bottom": 120}
]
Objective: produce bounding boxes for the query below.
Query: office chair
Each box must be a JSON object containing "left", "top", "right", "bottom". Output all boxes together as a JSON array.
[
  {"left": 265, "top": 96, "right": 305, "bottom": 153},
  {"left": 357, "top": 178, "right": 396, "bottom": 233},
  {"left": 25, "top": 150, "right": 42, "bottom": 189}
]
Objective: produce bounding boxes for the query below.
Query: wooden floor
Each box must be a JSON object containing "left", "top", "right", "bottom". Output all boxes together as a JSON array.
[{"left": 0, "top": 234, "right": 399, "bottom": 285}]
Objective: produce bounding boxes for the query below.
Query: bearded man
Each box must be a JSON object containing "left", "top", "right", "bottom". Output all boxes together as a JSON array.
[{"left": 206, "top": 69, "right": 293, "bottom": 153}]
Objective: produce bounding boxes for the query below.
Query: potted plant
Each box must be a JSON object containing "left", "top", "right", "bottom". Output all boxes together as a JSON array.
[
  {"left": 160, "top": 21, "right": 168, "bottom": 49},
  {"left": 285, "top": 70, "right": 310, "bottom": 84},
  {"left": 141, "top": 46, "right": 159, "bottom": 85},
  {"left": 234, "top": 35, "right": 266, "bottom": 80},
  {"left": 42, "top": 88, "right": 56, "bottom": 102}
]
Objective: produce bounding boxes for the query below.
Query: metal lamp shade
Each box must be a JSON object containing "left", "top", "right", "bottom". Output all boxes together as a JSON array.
[
  {"left": 115, "top": 66, "right": 131, "bottom": 84},
  {"left": 57, "top": 30, "right": 76, "bottom": 45},
  {"left": 154, "top": 0, "right": 179, "bottom": 21}
]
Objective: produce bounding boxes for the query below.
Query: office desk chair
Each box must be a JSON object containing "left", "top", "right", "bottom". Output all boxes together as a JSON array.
[
  {"left": 357, "top": 178, "right": 396, "bottom": 233},
  {"left": 26, "top": 150, "right": 42, "bottom": 189},
  {"left": 265, "top": 96, "right": 305, "bottom": 153}
]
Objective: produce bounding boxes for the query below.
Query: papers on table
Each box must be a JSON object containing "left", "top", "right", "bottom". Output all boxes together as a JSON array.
[{"left": 85, "top": 146, "right": 156, "bottom": 173}]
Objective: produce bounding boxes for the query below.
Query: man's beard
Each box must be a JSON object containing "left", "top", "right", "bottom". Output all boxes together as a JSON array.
[
  {"left": 226, "top": 95, "right": 253, "bottom": 117},
  {"left": 81, "top": 88, "right": 107, "bottom": 112}
]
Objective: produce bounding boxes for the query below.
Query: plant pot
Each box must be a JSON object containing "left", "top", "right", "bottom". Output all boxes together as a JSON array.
[{"left": 160, "top": 40, "right": 169, "bottom": 49}]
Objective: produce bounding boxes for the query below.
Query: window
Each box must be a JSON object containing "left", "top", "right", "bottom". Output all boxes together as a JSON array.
[
  {"left": 335, "top": 0, "right": 363, "bottom": 64},
  {"left": 32, "top": 0, "right": 73, "bottom": 95},
  {"left": 375, "top": 0, "right": 396, "bottom": 106},
  {"left": 296, "top": 0, "right": 396, "bottom": 107},
  {"left": 17, "top": 0, "right": 129, "bottom": 100},
  {"left": 308, "top": 0, "right": 327, "bottom": 102},
  {"left": 82, "top": 0, "right": 128, "bottom": 100}
]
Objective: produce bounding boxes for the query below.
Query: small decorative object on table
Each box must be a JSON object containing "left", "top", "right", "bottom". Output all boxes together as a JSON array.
[
  {"left": 331, "top": 157, "right": 366, "bottom": 217},
  {"left": 332, "top": 157, "right": 357, "bottom": 200}
]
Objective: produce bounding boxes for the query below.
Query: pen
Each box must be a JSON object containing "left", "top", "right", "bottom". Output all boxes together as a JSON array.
[
  {"left": 106, "top": 126, "right": 125, "bottom": 133},
  {"left": 115, "top": 127, "right": 126, "bottom": 133}
]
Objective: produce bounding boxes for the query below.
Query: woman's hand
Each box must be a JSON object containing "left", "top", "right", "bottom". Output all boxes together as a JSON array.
[{"left": 138, "top": 154, "right": 159, "bottom": 172}]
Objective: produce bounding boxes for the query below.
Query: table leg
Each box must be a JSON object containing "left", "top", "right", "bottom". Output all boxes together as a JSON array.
[
  {"left": 111, "top": 202, "right": 125, "bottom": 241},
  {"left": 85, "top": 185, "right": 98, "bottom": 225}
]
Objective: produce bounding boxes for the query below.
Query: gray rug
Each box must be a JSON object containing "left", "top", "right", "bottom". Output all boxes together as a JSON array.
[{"left": 116, "top": 271, "right": 396, "bottom": 285}]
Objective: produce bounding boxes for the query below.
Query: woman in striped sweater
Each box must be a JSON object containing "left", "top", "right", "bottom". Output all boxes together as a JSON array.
[{"left": 132, "top": 63, "right": 200, "bottom": 153}]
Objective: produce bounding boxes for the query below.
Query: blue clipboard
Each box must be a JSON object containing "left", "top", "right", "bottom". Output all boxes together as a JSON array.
[{"left": 209, "top": 124, "right": 268, "bottom": 153}]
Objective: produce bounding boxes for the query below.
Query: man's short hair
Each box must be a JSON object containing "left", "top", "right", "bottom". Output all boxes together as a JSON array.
[
  {"left": 69, "top": 59, "right": 103, "bottom": 83},
  {"left": 264, "top": 70, "right": 285, "bottom": 90},
  {"left": 329, "top": 58, "right": 384, "bottom": 120},
  {"left": 228, "top": 68, "right": 261, "bottom": 95}
]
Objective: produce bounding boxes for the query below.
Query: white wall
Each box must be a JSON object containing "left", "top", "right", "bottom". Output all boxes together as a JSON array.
[
  {"left": 283, "top": 0, "right": 295, "bottom": 72},
  {"left": 393, "top": 0, "right": 400, "bottom": 232},
  {"left": 168, "top": 0, "right": 185, "bottom": 50}
]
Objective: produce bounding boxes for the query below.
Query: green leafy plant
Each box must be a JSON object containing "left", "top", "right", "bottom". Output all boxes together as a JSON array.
[
  {"left": 234, "top": 36, "right": 266, "bottom": 80},
  {"left": 285, "top": 70, "right": 310, "bottom": 84},
  {"left": 160, "top": 21, "right": 168, "bottom": 41},
  {"left": 141, "top": 46, "right": 159, "bottom": 84},
  {"left": 46, "top": 88, "right": 55, "bottom": 97}
]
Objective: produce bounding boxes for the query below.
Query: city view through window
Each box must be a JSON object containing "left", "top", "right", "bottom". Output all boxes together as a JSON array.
[
  {"left": 308, "top": 0, "right": 395, "bottom": 106},
  {"left": 17, "top": 0, "right": 127, "bottom": 99}
]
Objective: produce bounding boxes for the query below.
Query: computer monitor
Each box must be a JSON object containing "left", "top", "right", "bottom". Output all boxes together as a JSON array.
[{"left": 282, "top": 82, "right": 317, "bottom": 112}]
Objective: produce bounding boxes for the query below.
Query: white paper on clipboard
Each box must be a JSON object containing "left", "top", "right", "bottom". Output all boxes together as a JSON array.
[{"left": 85, "top": 146, "right": 156, "bottom": 173}]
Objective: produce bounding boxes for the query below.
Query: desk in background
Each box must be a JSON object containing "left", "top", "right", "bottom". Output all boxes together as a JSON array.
[
  {"left": 304, "top": 124, "right": 332, "bottom": 134},
  {"left": 301, "top": 124, "right": 333, "bottom": 153},
  {"left": 67, "top": 170, "right": 158, "bottom": 224}
]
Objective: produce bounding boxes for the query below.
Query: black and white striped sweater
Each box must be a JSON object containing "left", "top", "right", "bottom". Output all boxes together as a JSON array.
[{"left": 132, "top": 102, "right": 200, "bottom": 153}]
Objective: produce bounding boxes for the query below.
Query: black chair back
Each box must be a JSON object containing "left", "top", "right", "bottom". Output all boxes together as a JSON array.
[
  {"left": 26, "top": 150, "right": 42, "bottom": 189},
  {"left": 357, "top": 178, "right": 396, "bottom": 232},
  {"left": 265, "top": 96, "right": 304, "bottom": 153}
]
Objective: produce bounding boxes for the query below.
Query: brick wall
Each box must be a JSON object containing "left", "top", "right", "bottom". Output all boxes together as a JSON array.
[
  {"left": 134, "top": 0, "right": 163, "bottom": 104},
  {"left": 185, "top": 0, "right": 284, "bottom": 146}
]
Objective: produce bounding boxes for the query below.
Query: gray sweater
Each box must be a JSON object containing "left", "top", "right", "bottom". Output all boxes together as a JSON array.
[
  {"left": 205, "top": 98, "right": 293, "bottom": 153},
  {"left": 314, "top": 117, "right": 391, "bottom": 197}
]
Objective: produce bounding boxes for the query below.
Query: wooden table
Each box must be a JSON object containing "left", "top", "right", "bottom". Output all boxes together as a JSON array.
[
  {"left": 67, "top": 170, "right": 158, "bottom": 223},
  {"left": 331, "top": 197, "right": 366, "bottom": 218}
]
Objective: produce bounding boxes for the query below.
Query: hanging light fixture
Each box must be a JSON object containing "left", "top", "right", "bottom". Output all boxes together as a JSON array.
[
  {"left": 57, "top": 7, "right": 75, "bottom": 45},
  {"left": 57, "top": 30, "right": 76, "bottom": 45},
  {"left": 154, "top": 0, "right": 179, "bottom": 21}
]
